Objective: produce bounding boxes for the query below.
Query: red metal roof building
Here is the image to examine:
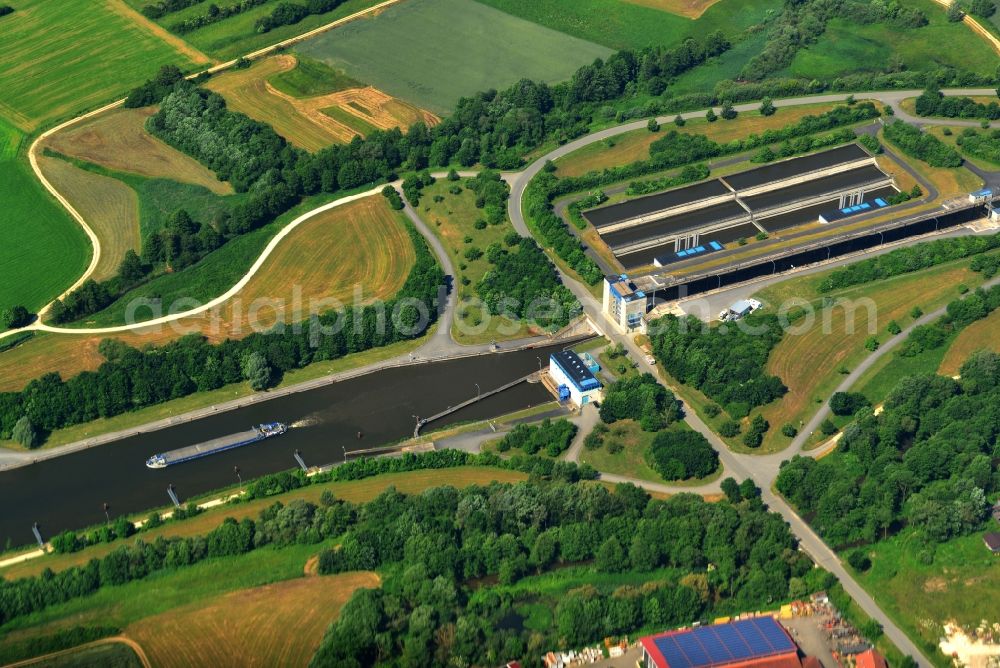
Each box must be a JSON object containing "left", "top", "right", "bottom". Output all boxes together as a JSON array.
[{"left": 639, "top": 617, "right": 802, "bottom": 668}]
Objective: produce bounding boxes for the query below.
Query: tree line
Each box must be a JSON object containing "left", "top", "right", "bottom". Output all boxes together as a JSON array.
[
  {"left": 0, "top": 224, "right": 442, "bottom": 445},
  {"left": 817, "top": 233, "right": 1000, "bottom": 293},
  {"left": 777, "top": 349, "right": 1000, "bottom": 548},
  {"left": 169, "top": 0, "right": 270, "bottom": 34},
  {"left": 650, "top": 313, "right": 788, "bottom": 418},
  {"left": 140, "top": 0, "right": 204, "bottom": 19},
  {"left": 310, "top": 480, "right": 825, "bottom": 666},
  {"left": 883, "top": 120, "right": 964, "bottom": 168},
  {"left": 914, "top": 88, "right": 1000, "bottom": 121},
  {"left": 254, "top": 0, "right": 349, "bottom": 33},
  {"left": 0, "top": 449, "right": 599, "bottom": 626}
]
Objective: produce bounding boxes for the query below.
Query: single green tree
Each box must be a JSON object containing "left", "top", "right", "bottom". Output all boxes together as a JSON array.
[
  {"left": 241, "top": 351, "right": 272, "bottom": 391},
  {"left": 12, "top": 416, "right": 40, "bottom": 448},
  {"left": 647, "top": 118, "right": 660, "bottom": 132},
  {"left": 759, "top": 97, "right": 776, "bottom": 116}
]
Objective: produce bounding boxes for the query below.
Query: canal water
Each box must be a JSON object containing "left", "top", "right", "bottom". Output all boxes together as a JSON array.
[{"left": 0, "top": 343, "right": 566, "bottom": 547}]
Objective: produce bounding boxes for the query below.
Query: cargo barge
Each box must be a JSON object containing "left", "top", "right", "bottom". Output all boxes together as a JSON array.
[{"left": 145, "top": 422, "right": 287, "bottom": 469}]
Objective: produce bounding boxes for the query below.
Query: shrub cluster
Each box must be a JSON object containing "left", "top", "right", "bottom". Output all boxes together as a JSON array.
[
  {"left": 254, "top": 0, "right": 347, "bottom": 33},
  {"left": 599, "top": 373, "right": 680, "bottom": 432},
  {"left": 170, "top": 0, "right": 270, "bottom": 34},
  {"left": 646, "top": 429, "right": 719, "bottom": 480},
  {"left": 650, "top": 314, "right": 787, "bottom": 416},
  {"left": 883, "top": 120, "right": 963, "bottom": 168},
  {"left": 496, "top": 419, "right": 577, "bottom": 457}
]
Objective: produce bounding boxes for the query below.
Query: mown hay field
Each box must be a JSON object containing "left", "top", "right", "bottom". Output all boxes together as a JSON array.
[
  {"left": 752, "top": 258, "right": 988, "bottom": 451},
  {"left": 0, "top": 0, "right": 196, "bottom": 131},
  {"left": 44, "top": 108, "right": 231, "bottom": 194},
  {"left": 621, "top": 0, "right": 722, "bottom": 18},
  {"left": 206, "top": 55, "right": 437, "bottom": 150},
  {"left": 127, "top": 572, "right": 380, "bottom": 668},
  {"left": 0, "top": 195, "right": 415, "bottom": 388},
  {"left": 938, "top": 307, "right": 1000, "bottom": 376},
  {"left": 37, "top": 156, "right": 141, "bottom": 282},
  {"left": 295, "top": 0, "right": 613, "bottom": 115}
]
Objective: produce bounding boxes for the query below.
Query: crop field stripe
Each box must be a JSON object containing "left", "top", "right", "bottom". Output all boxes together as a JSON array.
[
  {"left": 620, "top": 0, "right": 723, "bottom": 19},
  {"left": 322, "top": 105, "right": 380, "bottom": 137},
  {"left": 0, "top": 0, "right": 197, "bottom": 131},
  {"left": 294, "top": 0, "right": 613, "bottom": 114},
  {"left": 37, "top": 156, "right": 141, "bottom": 282},
  {"left": 168, "top": 0, "right": 387, "bottom": 61}
]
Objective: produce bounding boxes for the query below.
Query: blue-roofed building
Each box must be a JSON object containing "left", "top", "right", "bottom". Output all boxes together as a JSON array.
[
  {"left": 640, "top": 617, "right": 802, "bottom": 668},
  {"left": 548, "top": 350, "right": 603, "bottom": 406}
]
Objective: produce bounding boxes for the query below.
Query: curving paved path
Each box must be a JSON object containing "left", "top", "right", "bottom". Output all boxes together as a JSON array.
[
  {"left": 791, "top": 272, "right": 1000, "bottom": 450},
  {"left": 504, "top": 109, "right": 976, "bottom": 664},
  {"left": 11, "top": 81, "right": 999, "bottom": 664}
]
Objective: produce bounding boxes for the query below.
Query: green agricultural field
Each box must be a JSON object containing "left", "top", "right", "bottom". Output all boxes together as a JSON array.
[
  {"left": 784, "top": 1, "right": 998, "bottom": 80},
  {"left": 269, "top": 56, "right": 361, "bottom": 98},
  {"left": 294, "top": 0, "right": 613, "bottom": 114},
  {"left": 0, "top": 0, "right": 197, "bottom": 131},
  {"left": 0, "top": 126, "right": 89, "bottom": 315},
  {"left": 474, "top": 0, "right": 780, "bottom": 51},
  {"left": 129, "top": 0, "right": 383, "bottom": 61},
  {"left": 322, "top": 105, "right": 381, "bottom": 137}
]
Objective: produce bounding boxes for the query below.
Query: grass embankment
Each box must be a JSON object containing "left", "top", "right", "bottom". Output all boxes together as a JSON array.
[
  {"left": 473, "top": 0, "right": 778, "bottom": 51},
  {"left": 295, "top": 0, "right": 612, "bottom": 115},
  {"left": 44, "top": 107, "right": 230, "bottom": 194},
  {"left": 553, "top": 102, "right": 843, "bottom": 177},
  {"left": 417, "top": 179, "right": 540, "bottom": 344},
  {"left": 849, "top": 524, "right": 1000, "bottom": 665},
  {"left": 751, "top": 254, "right": 991, "bottom": 451},
  {"left": 36, "top": 156, "right": 140, "bottom": 282},
  {"left": 0, "top": 467, "right": 526, "bottom": 580},
  {"left": 127, "top": 572, "right": 380, "bottom": 668}
]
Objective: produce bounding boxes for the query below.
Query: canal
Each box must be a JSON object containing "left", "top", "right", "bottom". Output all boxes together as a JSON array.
[{"left": 0, "top": 343, "right": 567, "bottom": 547}]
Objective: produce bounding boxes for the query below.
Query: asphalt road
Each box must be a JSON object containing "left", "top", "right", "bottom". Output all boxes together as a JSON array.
[{"left": 504, "top": 104, "right": 972, "bottom": 664}]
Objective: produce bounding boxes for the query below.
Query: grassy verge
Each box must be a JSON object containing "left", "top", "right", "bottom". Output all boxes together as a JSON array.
[
  {"left": 416, "top": 178, "right": 544, "bottom": 344},
  {"left": 848, "top": 524, "right": 1000, "bottom": 667},
  {"left": 579, "top": 419, "right": 718, "bottom": 485}
]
